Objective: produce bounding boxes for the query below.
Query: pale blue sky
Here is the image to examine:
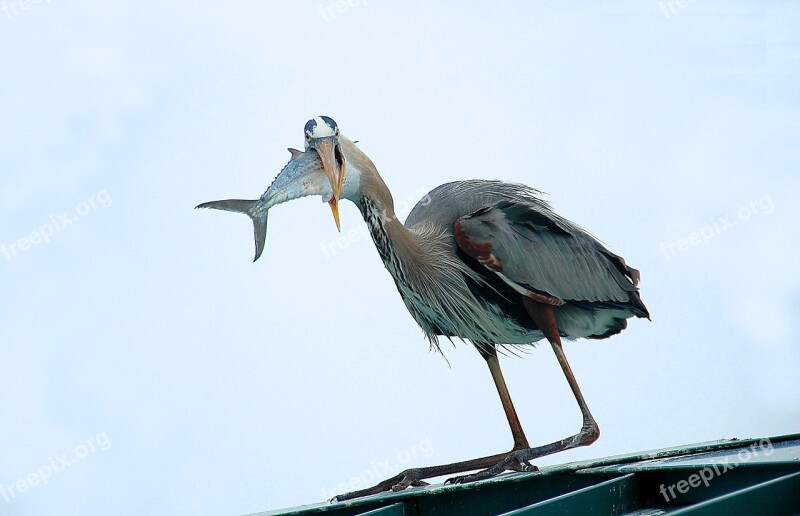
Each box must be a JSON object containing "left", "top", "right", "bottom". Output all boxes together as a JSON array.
[{"left": 1, "top": 1, "right": 798, "bottom": 515}]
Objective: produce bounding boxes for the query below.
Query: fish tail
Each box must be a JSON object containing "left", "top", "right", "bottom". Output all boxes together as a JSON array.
[{"left": 195, "top": 199, "right": 268, "bottom": 262}]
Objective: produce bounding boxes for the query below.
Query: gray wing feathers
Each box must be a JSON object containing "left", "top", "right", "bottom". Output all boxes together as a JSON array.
[
  {"left": 458, "top": 199, "right": 641, "bottom": 306},
  {"left": 406, "top": 180, "right": 552, "bottom": 230},
  {"left": 405, "top": 180, "right": 646, "bottom": 314}
]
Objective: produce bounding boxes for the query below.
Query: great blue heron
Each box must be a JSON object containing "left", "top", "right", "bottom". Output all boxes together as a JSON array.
[{"left": 197, "top": 115, "right": 649, "bottom": 501}]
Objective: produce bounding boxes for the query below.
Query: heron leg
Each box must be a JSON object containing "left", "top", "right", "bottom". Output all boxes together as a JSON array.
[
  {"left": 333, "top": 303, "right": 600, "bottom": 501},
  {"left": 478, "top": 344, "right": 531, "bottom": 451},
  {"left": 445, "top": 299, "right": 600, "bottom": 485},
  {"left": 332, "top": 346, "right": 535, "bottom": 502}
]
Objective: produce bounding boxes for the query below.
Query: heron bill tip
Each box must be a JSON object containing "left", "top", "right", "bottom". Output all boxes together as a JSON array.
[{"left": 328, "top": 198, "right": 341, "bottom": 231}]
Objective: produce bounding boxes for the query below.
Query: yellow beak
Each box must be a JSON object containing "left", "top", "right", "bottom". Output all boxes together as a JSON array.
[
  {"left": 328, "top": 197, "right": 341, "bottom": 232},
  {"left": 314, "top": 137, "right": 345, "bottom": 231}
]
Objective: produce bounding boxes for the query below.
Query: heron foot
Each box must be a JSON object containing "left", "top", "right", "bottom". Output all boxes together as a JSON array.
[
  {"left": 331, "top": 424, "right": 598, "bottom": 502},
  {"left": 445, "top": 424, "right": 599, "bottom": 485},
  {"left": 445, "top": 453, "right": 538, "bottom": 485},
  {"left": 330, "top": 468, "right": 431, "bottom": 502},
  {"left": 330, "top": 451, "right": 513, "bottom": 502}
]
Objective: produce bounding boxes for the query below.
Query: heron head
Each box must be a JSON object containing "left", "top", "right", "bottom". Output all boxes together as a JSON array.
[{"left": 304, "top": 115, "right": 345, "bottom": 231}]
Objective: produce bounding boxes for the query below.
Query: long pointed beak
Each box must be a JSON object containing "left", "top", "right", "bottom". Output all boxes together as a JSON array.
[{"left": 313, "top": 137, "right": 345, "bottom": 231}]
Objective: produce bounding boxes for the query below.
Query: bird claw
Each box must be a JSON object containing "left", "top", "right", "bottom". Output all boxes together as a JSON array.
[
  {"left": 505, "top": 451, "right": 539, "bottom": 473},
  {"left": 444, "top": 470, "right": 495, "bottom": 485},
  {"left": 444, "top": 471, "right": 492, "bottom": 485},
  {"left": 390, "top": 478, "right": 411, "bottom": 492},
  {"left": 391, "top": 477, "right": 429, "bottom": 492},
  {"left": 510, "top": 460, "right": 538, "bottom": 473},
  {"left": 444, "top": 452, "right": 538, "bottom": 485}
]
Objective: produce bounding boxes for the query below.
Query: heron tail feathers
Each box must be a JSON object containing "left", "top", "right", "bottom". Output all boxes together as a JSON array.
[{"left": 195, "top": 199, "right": 268, "bottom": 262}]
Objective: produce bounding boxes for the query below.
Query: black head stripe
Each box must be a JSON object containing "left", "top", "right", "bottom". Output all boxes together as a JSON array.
[
  {"left": 319, "top": 115, "right": 338, "bottom": 131},
  {"left": 304, "top": 119, "right": 317, "bottom": 134}
]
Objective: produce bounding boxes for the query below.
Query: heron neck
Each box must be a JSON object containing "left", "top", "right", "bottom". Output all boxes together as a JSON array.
[
  {"left": 343, "top": 140, "right": 428, "bottom": 277},
  {"left": 357, "top": 193, "right": 413, "bottom": 266},
  {"left": 355, "top": 175, "right": 425, "bottom": 285}
]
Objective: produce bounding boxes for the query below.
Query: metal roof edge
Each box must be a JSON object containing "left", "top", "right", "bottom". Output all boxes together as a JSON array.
[{"left": 248, "top": 432, "right": 800, "bottom": 516}]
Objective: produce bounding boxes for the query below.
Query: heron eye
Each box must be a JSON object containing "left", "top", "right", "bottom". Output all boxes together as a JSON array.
[
  {"left": 306, "top": 133, "right": 311, "bottom": 141},
  {"left": 335, "top": 127, "right": 339, "bottom": 136}
]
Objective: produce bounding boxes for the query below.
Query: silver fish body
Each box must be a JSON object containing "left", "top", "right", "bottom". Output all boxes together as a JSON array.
[{"left": 196, "top": 148, "right": 328, "bottom": 261}]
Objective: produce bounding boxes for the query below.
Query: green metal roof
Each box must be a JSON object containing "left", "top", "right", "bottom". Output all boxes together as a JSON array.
[{"left": 252, "top": 433, "right": 800, "bottom": 516}]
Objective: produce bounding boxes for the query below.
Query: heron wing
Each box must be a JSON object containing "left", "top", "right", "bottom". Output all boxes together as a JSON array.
[{"left": 453, "top": 200, "right": 647, "bottom": 315}]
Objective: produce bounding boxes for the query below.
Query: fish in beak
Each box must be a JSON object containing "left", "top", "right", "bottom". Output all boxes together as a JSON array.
[
  {"left": 196, "top": 146, "right": 334, "bottom": 261},
  {"left": 196, "top": 116, "right": 350, "bottom": 261}
]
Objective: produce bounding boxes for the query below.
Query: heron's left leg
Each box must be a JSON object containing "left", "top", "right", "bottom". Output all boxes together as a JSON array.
[
  {"left": 447, "top": 299, "right": 600, "bottom": 484},
  {"left": 478, "top": 344, "right": 531, "bottom": 451}
]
